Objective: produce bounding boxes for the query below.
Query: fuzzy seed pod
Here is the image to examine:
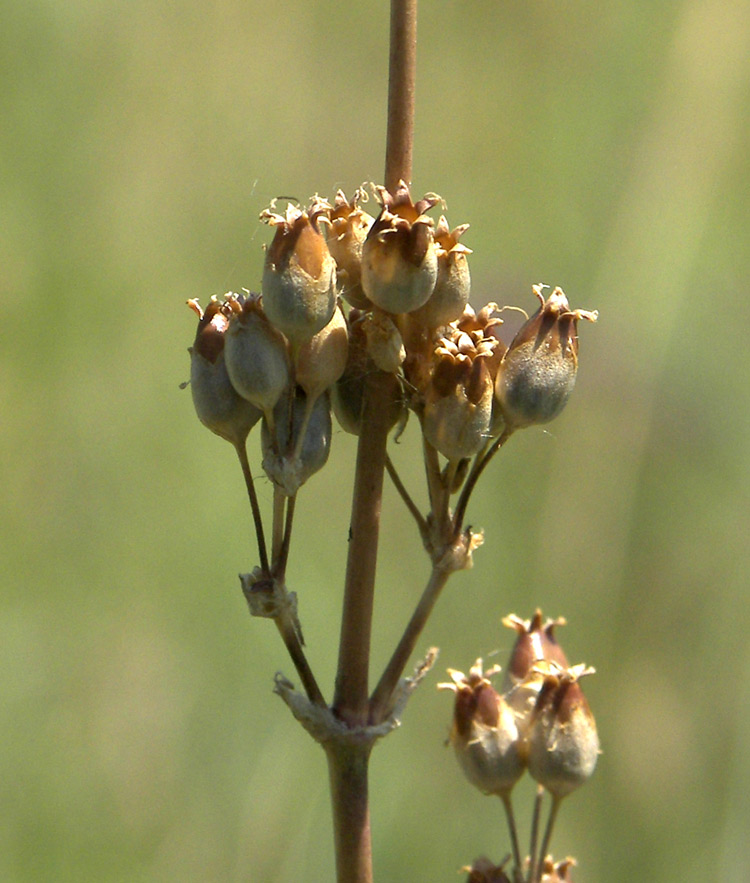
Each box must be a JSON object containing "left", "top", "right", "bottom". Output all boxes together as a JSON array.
[
  {"left": 295, "top": 302, "right": 349, "bottom": 402},
  {"left": 527, "top": 664, "right": 599, "bottom": 799},
  {"left": 495, "top": 285, "right": 597, "bottom": 430},
  {"left": 261, "top": 202, "right": 337, "bottom": 348},
  {"left": 223, "top": 293, "right": 291, "bottom": 422},
  {"left": 439, "top": 660, "right": 525, "bottom": 797},
  {"left": 361, "top": 181, "right": 439, "bottom": 314},
  {"left": 187, "top": 298, "right": 262, "bottom": 445}
]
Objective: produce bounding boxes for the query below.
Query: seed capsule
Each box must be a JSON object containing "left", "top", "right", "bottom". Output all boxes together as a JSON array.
[
  {"left": 261, "top": 201, "right": 337, "bottom": 348},
  {"left": 527, "top": 664, "right": 599, "bottom": 799},
  {"left": 261, "top": 387, "right": 332, "bottom": 496},
  {"left": 223, "top": 293, "right": 291, "bottom": 425},
  {"left": 187, "top": 298, "right": 262, "bottom": 445},
  {"left": 439, "top": 660, "right": 525, "bottom": 797},
  {"left": 495, "top": 285, "right": 597, "bottom": 430},
  {"left": 321, "top": 188, "right": 374, "bottom": 310},
  {"left": 409, "top": 215, "right": 471, "bottom": 329},
  {"left": 361, "top": 181, "right": 439, "bottom": 314}
]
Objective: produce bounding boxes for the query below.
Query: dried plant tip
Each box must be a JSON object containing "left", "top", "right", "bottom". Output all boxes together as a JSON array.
[
  {"left": 261, "top": 201, "right": 337, "bottom": 347},
  {"left": 439, "top": 659, "right": 525, "bottom": 797},
  {"left": 361, "top": 181, "right": 439, "bottom": 314},
  {"left": 495, "top": 285, "right": 597, "bottom": 430},
  {"left": 187, "top": 297, "right": 262, "bottom": 445},
  {"left": 527, "top": 664, "right": 599, "bottom": 799}
]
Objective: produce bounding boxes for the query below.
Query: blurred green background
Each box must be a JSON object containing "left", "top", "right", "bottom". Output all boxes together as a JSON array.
[{"left": 2, "top": 1, "right": 749, "bottom": 880}]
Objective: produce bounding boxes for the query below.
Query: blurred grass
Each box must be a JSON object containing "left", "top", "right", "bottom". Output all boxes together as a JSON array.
[{"left": 2, "top": 1, "right": 749, "bottom": 881}]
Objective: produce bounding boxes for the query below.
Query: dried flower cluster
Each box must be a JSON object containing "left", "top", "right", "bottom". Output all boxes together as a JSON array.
[
  {"left": 187, "top": 182, "right": 596, "bottom": 575},
  {"left": 441, "top": 612, "right": 598, "bottom": 883}
]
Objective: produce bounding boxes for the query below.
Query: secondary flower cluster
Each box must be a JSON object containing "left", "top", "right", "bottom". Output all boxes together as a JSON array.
[
  {"left": 440, "top": 611, "right": 599, "bottom": 882},
  {"left": 187, "top": 182, "right": 597, "bottom": 500}
]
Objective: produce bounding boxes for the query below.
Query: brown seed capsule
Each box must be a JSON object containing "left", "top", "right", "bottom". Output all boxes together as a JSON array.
[
  {"left": 501, "top": 611, "right": 569, "bottom": 734},
  {"left": 187, "top": 298, "right": 262, "bottom": 445},
  {"left": 361, "top": 181, "right": 439, "bottom": 314},
  {"left": 495, "top": 285, "right": 597, "bottom": 430},
  {"left": 261, "top": 201, "right": 337, "bottom": 348},
  {"left": 331, "top": 309, "right": 403, "bottom": 435},
  {"left": 321, "top": 188, "right": 374, "bottom": 310},
  {"left": 439, "top": 660, "right": 525, "bottom": 797},
  {"left": 409, "top": 215, "right": 471, "bottom": 329},
  {"left": 423, "top": 328, "right": 498, "bottom": 461},
  {"left": 295, "top": 302, "right": 349, "bottom": 402},
  {"left": 527, "top": 664, "right": 599, "bottom": 799}
]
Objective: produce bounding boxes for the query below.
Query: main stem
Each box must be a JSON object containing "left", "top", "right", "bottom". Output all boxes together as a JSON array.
[{"left": 327, "top": 3, "right": 417, "bottom": 882}]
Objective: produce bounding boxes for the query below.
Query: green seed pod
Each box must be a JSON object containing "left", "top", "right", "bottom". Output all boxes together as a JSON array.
[
  {"left": 187, "top": 298, "right": 262, "bottom": 445},
  {"left": 224, "top": 293, "right": 291, "bottom": 423},
  {"left": 261, "top": 202, "right": 337, "bottom": 348},
  {"left": 495, "top": 285, "right": 597, "bottom": 430},
  {"left": 361, "top": 181, "right": 439, "bottom": 314}
]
